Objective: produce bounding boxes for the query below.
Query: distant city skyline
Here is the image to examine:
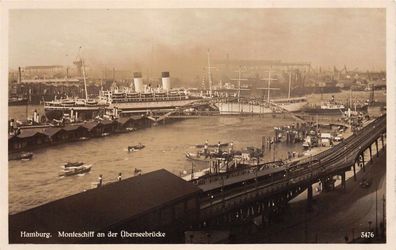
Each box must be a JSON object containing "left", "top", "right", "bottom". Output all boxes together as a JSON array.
[{"left": 9, "top": 8, "right": 386, "bottom": 78}]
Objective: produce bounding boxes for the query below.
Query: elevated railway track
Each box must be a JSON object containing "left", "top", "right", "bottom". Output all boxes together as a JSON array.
[{"left": 197, "top": 115, "right": 386, "bottom": 224}]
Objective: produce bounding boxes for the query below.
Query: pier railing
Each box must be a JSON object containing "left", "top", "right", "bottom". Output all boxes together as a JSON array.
[{"left": 198, "top": 114, "right": 386, "bottom": 221}]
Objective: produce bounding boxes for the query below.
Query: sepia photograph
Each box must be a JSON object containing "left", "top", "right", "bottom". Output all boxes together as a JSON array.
[{"left": 2, "top": 0, "right": 394, "bottom": 246}]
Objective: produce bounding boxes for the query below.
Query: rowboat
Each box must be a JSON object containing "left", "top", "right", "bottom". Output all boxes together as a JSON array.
[
  {"left": 20, "top": 152, "right": 34, "bottom": 161},
  {"left": 185, "top": 152, "right": 212, "bottom": 162},
  {"left": 128, "top": 143, "right": 145, "bottom": 152},
  {"left": 63, "top": 162, "right": 84, "bottom": 168},
  {"left": 59, "top": 164, "right": 92, "bottom": 177}
]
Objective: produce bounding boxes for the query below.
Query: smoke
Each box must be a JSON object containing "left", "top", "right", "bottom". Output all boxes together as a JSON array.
[
  {"left": 9, "top": 8, "right": 386, "bottom": 84},
  {"left": 85, "top": 42, "right": 212, "bottom": 84}
]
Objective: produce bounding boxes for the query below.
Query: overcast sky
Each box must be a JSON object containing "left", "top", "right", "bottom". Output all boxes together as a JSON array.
[{"left": 9, "top": 8, "right": 385, "bottom": 76}]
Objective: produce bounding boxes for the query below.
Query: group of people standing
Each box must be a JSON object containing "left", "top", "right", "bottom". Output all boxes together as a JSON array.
[
  {"left": 202, "top": 140, "right": 234, "bottom": 158},
  {"left": 96, "top": 167, "right": 144, "bottom": 188},
  {"left": 96, "top": 171, "right": 130, "bottom": 188}
]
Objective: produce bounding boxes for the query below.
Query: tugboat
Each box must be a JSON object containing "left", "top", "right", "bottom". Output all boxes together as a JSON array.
[
  {"left": 128, "top": 143, "right": 145, "bottom": 152},
  {"left": 9, "top": 95, "right": 28, "bottom": 106},
  {"left": 20, "top": 152, "right": 34, "bottom": 161},
  {"left": 59, "top": 163, "right": 92, "bottom": 177},
  {"left": 63, "top": 162, "right": 84, "bottom": 168},
  {"left": 185, "top": 152, "right": 213, "bottom": 162}
]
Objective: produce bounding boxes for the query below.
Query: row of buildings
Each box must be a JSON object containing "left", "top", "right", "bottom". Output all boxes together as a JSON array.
[{"left": 8, "top": 116, "right": 153, "bottom": 154}]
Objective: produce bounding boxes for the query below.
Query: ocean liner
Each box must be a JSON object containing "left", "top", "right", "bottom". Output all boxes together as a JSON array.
[
  {"left": 99, "top": 72, "right": 201, "bottom": 115},
  {"left": 44, "top": 70, "right": 200, "bottom": 120}
]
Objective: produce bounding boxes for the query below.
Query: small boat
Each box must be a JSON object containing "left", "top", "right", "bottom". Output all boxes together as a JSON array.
[
  {"left": 185, "top": 152, "right": 212, "bottom": 162},
  {"left": 195, "top": 142, "right": 229, "bottom": 148},
  {"left": 128, "top": 143, "right": 145, "bottom": 152},
  {"left": 185, "top": 151, "right": 231, "bottom": 162},
  {"left": 59, "top": 164, "right": 92, "bottom": 177},
  {"left": 20, "top": 152, "right": 33, "bottom": 161},
  {"left": 101, "top": 132, "right": 110, "bottom": 137},
  {"left": 182, "top": 167, "right": 211, "bottom": 181},
  {"left": 63, "top": 162, "right": 84, "bottom": 168}
]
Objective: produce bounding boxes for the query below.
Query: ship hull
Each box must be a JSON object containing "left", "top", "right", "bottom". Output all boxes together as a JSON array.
[
  {"left": 215, "top": 100, "right": 307, "bottom": 115},
  {"left": 44, "top": 108, "right": 104, "bottom": 121},
  {"left": 44, "top": 98, "right": 199, "bottom": 119},
  {"left": 215, "top": 102, "right": 272, "bottom": 114},
  {"left": 109, "top": 99, "right": 198, "bottom": 114},
  {"left": 272, "top": 101, "right": 308, "bottom": 112},
  {"left": 303, "top": 108, "right": 345, "bottom": 115},
  {"left": 303, "top": 105, "right": 368, "bottom": 115},
  {"left": 44, "top": 101, "right": 108, "bottom": 120}
]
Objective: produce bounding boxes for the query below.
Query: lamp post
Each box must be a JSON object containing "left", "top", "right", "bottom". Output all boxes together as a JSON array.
[
  {"left": 221, "top": 176, "right": 225, "bottom": 207},
  {"left": 191, "top": 162, "right": 194, "bottom": 180}
]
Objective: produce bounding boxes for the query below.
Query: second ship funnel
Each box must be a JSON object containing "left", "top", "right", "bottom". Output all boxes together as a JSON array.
[
  {"left": 161, "top": 72, "right": 171, "bottom": 91},
  {"left": 133, "top": 72, "right": 144, "bottom": 93}
]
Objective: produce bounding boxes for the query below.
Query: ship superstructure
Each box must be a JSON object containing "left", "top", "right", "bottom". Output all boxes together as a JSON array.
[
  {"left": 99, "top": 72, "right": 201, "bottom": 115},
  {"left": 44, "top": 70, "right": 201, "bottom": 120}
]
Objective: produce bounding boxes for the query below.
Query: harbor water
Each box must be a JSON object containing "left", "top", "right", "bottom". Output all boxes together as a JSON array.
[{"left": 9, "top": 106, "right": 303, "bottom": 214}]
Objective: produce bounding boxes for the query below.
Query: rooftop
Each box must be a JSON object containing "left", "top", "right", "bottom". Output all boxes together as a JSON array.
[{"left": 9, "top": 169, "right": 202, "bottom": 242}]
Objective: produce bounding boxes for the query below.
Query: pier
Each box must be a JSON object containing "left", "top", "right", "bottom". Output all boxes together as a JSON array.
[{"left": 196, "top": 114, "right": 385, "bottom": 225}]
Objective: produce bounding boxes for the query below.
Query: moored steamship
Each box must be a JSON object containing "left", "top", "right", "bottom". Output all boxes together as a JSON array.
[
  {"left": 44, "top": 71, "right": 200, "bottom": 120},
  {"left": 99, "top": 72, "right": 201, "bottom": 115}
]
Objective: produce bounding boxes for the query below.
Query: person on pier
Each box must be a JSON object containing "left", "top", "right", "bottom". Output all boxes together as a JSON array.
[
  {"left": 228, "top": 141, "right": 234, "bottom": 154},
  {"left": 98, "top": 174, "right": 103, "bottom": 187},
  {"left": 204, "top": 140, "right": 209, "bottom": 158}
]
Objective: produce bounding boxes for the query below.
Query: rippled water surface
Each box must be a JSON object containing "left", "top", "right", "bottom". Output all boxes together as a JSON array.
[
  {"left": 8, "top": 90, "right": 386, "bottom": 214},
  {"left": 9, "top": 108, "right": 304, "bottom": 214}
]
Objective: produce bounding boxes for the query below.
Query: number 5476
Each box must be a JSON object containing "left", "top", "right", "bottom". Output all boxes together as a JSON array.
[{"left": 361, "top": 232, "right": 374, "bottom": 238}]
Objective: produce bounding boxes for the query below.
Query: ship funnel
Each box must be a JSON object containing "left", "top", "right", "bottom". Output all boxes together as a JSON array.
[
  {"left": 161, "top": 72, "right": 171, "bottom": 91},
  {"left": 133, "top": 72, "right": 144, "bottom": 93}
]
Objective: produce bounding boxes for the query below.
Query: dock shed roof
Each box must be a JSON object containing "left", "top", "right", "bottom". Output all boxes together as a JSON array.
[
  {"left": 81, "top": 121, "right": 101, "bottom": 131},
  {"left": 116, "top": 117, "right": 133, "bottom": 126},
  {"left": 42, "top": 127, "right": 65, "bottom": 137},
  {"left": 9, "top": 169, "right": 202, "bottom": 242},
  {"left": 16, "top": 130, "right": 47, "bottom": 139},
  {"left": 63, "top": 124, "right": 84, "bottom": 131},
  {"left": 99, "top": 119, "right": 116, "bottom": 126}
]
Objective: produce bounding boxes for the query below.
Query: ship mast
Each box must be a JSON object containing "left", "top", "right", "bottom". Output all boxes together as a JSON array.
[
  {"left": 258, "top": 68, "right": 279, "bottom": 103},
  {"left": 82, "top": 58, "right": 88, "bottom": 101},
  {"left": 74, "top": 47, "right": 88, "bottom": 101},
  {"left": 267, "top": 71, "right": 271, "bottom": 102},
  {"left": 237, "top": 68, "right": 242, "bottom": 101},
  {"left": 288, "top": 71, "right": 292, "bottom": 99},
  {"left": 231, "top": 66, "right": 247, "bottom": 102},
  {"left": 207, "top": 49, "right": 215, "bottom": 97}
]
